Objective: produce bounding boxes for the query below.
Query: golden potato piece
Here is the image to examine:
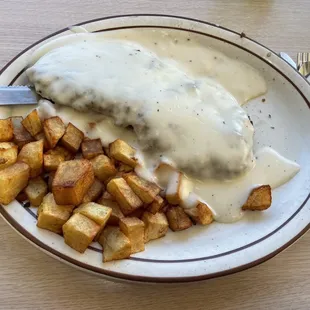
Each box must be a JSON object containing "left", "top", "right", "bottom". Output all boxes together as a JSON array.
[
  {"left": 24, "top": 176, "right": 48, "bottom": 207},
  {"left": 123, "top": 173, "right": 160, "bottom": 204},
  {"left": 0, "top": 118, "right": 13, "bottom": 142},
  {"left": 119, "top": 217, "right": 145, "bottom": 254},
  {"left": 81, "top": 139, "right": 103, "bottom": 159},
  {"left": 97, "top": 195, "right": 124, "bottom": 225},
  {"left": 141, "top": 211, "right": 169, "bottom": 242},
  {"left": 109, "top": 139, "right": 138, "bottom": 168},
  {"left": 0, "top": 142, "right": 18, "bottom": 171},
  {"left": 60, "top": 122, "right": 84, "bottom": 153},
  {"left": 100, "top": 191, "right": 116, "bottom": 201},
  {"left": 118, "top": 163, "right": 133, "bottom": 173},
  {"left": 11, "top": 116, "right": 34, "bottom": 149},
  {"left": 98, "top": 226, "right": 131, "bottom": 262},
  {"left": 82, "top": 178, "right": 103, "bottom": 203},
  {"left": 63, "top": 213, "right": 100, "bottom": 253},
  {"left": 184, "top": 202, "right": 213, "bottom": 225},
  {"left": 242, "top": 185, "right": 272, "bottom": 211},
  {"left": 166, "top": 172, "right": 183, "bottom": 205},
  {"left": 34, "top": 131, "right": 50, "bottom": 150},
  {"left": 43, "top": 116, "right": 65, "bottom": 148},
  {"left": 43, "top": 153, "right": 64, "bottom": 171},
  {"left": 90, "top": 154, "right": 117, "bottom": 182},
  {"left": 0, "top": 161, "right": 30, "bottom": 205},
  {"left": 107, "top": 178, "right": 143, "bottom": 215},
  {"left": 147, "top": 195, "right": 165, "bottom": 214},
  {"left": 21, "top": 109, "right": 42, "bottom": 137},
  {"left": 37, "top": 193, "right": 74, "bottom": 234},
  {"left": 17, "top": 140, "right": 43, "bottom": 178},
  {"left": 52, "top": 159, "right": 94, "bottom": 205},
  {"left": 166, "top": 206, "right": 192, "bottom": 231}
]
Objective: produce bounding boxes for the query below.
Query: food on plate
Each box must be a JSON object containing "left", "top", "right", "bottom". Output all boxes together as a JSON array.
[
  {"left": 119, "top": 217, "right": 145, "bottom": 254},
  {"left": 43, "top": 116, "right": 65, "bottom": 148},
  {"left": 242, "top": 185, "right": 272, "bottom": 211},
  {"left": 81, "top": 138, "right": 104, "bottom": 159},
  {"left": 11, "top": 116, "right": 34, "bottom": 148},
  {"left": 63, "top": 213, "right": 100, "bottom": 253},
  {"left": 147, "top": 195, "right": 165, "bottom": 214},
  {"left": 142, "top": 211, "right": 169, "bottom": 242},
  {"left": 24, "top": 176, "right": 48, "bottom": 207},
  {"left": 52, "top": 159, "right": 94, "bottom": 205},
  {"left": 107, "top": 177, "right": 143, "bottom": 215},
  {"left": 37, "top": 193, "right": 74, "bottom": 234},
  {"left": 166, "top": 206, "right": 193, "bottom": 231},
  {"left": 21, "top": 109, "right": 42, "bottom": 137},
  {"left": 166, "top": 172, "right": 184, "bottom": 205},
  {"left": 90, "top": 154, "right": 117, "bottom": 182},
  {"left": 109, "top": 139, "right": 138, "bottom": 168},
  {"left": 0, "top": 161, "right": 30, "bottom": 204},
  {"left": 0, "top": 142, "right": 18, "bottom": 170},
  {"left": 43, "top": 152, "right": 64, "bottom": 171},
  {"left": 0, "top": 118, "right": 13, "bottom": 142},
  {"left": 81, "top": 178, "right": 103, "bottom": 203},
  {"left": 184, "top": 202, "right": 213, "bottom": 225},
  {"left": 60, "top": 122, "right": 84, "bottom": 153},
  {"left": 98, "top": 226, "right": 131, "bottom": 262}
]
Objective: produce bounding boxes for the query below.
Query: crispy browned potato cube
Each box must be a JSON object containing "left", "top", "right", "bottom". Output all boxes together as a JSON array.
[
  {"left": 141, "top": 211, "right": 169, "bottom": 242},
  {"left": 90, "top": 154, "right": 117, "bottom": 182},
  {"left": 97, "top": 195, "right": 124, "bottom": 225},
  {"left": 43, "top": 116, "right": 65, "bottom": 148},
  {"left": 52, "top": 159, "right": 94, "bottom": 205},
  {"left": 123, "top": 173, "right": 160, "bottom": 204},
  {"left": 166, "top": 206, "right": 192, "bottom": 231},
  {"left": 47, "top": 146, "right": 73, "bottom": 161},
  {"left": 119, "top": 217, "right": 145, "bottom": 254},
  {"left": 166, "top": 172, "right": 184, "bottom": 205},
  {"left": 17, "top": 140, "right": 43, "bottom": 178},
  {"left": 48, "top": 171, "right": 55, "bottom": 192},
  {"left": 60, "top": 122, "right": 84, "bottom": 153},
  {"left": 109, "top": 139, "right": 138, "bottom": 168},
  {"left": 43, "top": 153, "right": 64, "bottom": 171},
  {"left": 0, "top": 142, "right": 18, "bottom": 170},
  {"left": 107, "top": 178, "right": 143, "bottom": 215},
  {"left": 98, "top": 226, "right": 131, "bottom": 262},
  {"left": 11, "top": 117, "right": 34, "bottom": 148},
  {"left": 242, "top": 185, "right": 272, "bottom": 211},
  {"left": 63, "top": 213, "right": 100, "bottom": 253},
  {"left": 118, "top": 163, "right": 133, "bottom": 173},
  {"left": 34, "top": 131, "right": 50, "bottom": 150},
  {"left": 147, "top": 195, "right": 165, "bottom": 214},
  {"left": 184, "top": 202, "right": 213, "bottom": 225},
  {"left": 0, "top": 118, "right": 13, "bottom": 142},
  {"left": 81, "top": 139, "right": 103, "bottom": 159},
  {"left": 21, "top": 109, "right": 42, "bottom": 137},
  {"left": 82, "top": 178, "right": 103, "bottom": 203},
  {"left": 0, "top": 161, "right": 30, "bottom": 205},
  {"left": 24, "top": 176, "right": 48, "bottom": 207},
  {"left": 37, "top": 193, "right": 74, "bottom": 234}
]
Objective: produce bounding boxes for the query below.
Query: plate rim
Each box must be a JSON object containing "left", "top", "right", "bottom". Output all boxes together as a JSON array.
[{"left": 1, "top": 13, "right": 310, "bottom": 283}]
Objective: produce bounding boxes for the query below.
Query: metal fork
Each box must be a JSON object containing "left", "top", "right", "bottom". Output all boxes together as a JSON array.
[{"left": 297, "top": 52, "right": 310, "bottom": 78}]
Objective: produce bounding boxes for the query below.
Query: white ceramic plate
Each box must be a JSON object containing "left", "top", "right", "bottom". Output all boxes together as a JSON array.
[{"left": 1, "top": 14, "right": 310, "bottom": 283}]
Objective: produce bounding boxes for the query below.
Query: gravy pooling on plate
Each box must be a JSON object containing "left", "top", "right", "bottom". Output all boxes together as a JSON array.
[{"left": 9, "top": 28, "right": 299, "bottom": 222}]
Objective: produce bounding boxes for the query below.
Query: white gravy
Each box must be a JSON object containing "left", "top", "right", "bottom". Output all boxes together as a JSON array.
[{"left": 1, "top": 28, "right": 300, "bottom": 223}]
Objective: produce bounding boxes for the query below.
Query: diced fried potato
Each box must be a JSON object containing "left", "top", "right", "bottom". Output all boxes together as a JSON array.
[
  {"left": 81, "top": 139, "right": 103, "bottom": 159},
  {"left": 24, "top": 176, "right": 48, "bottom": 207},
  {"left": 44, "top": 153, "right": 64, "bottom": 171},
  {"left": 11, "top": 117, "right": 34, "bottom": 148},
  {"left": 0, "top": 118, "right": 13, "bottom": 142},
  {"left": 154, "top": 163, "right": 176, "bottom": 188},
  {"left": 90, "top": 154, "right": 117, "bottom": 182},
  {"left": 128, "top": 207, "right": 144, "bottom": 219},
  {"left": 82, "top": 178, "right": 103, "bottom": 203},
  {"left": 184, "top": 202, "right": 213, "bottom": 225},
  {"left": 74, "top": 202, "right": 112, "bottom": 227},
  {"left": 97, "top": 195, "right": 124, "bottom": 225},
  {"left": 17, "top": 140, "right": 43, "bottom": 178},
  {"left": 47, "top": 146, "right": 73, "bottom": 161},
  {"left": 107, "top": 178, "right": 143, "bottom": 215},
  {"left": 141, "top": 211, "right": 169, "bottom": 242},
  {"left": 98, "top": 226, "right": 131, "bottom": 262},
  {"left": 147, "top": 195, "right": 165, "bottom": 214},
  {"left": 99, "top": 191, "right": 116, "bottom": 202},
  {"left": 123, "top": 173, "right": 160, "bottom": 204},
  {"left": 48, "top": 171, "right": 55, "bottom": 192},
  {"left": 21, "top": 109, "right": 42, "bottom": 137},
  {"left": 60, "top": 122, "right": 84, "bottom": 153},
  {"left": 37, "top": 193, "right": 74, "bottom": 234},
  {"left": 0, "top": 161, "right": 30, "bottom": 205},
  {"left": 242, "top": 185, "right": 272, "bottom": 211},
  {"left": 43, "top": 116, "right": 65, "bottom": 148},
  {"left": 63, "top": 213, "right": 100, "bottom": 253},
  {"left": 34, "top": 132, "right": 50, "bottom": 150},
  {"left": 0, "top": 142, "right": 18, "bottom": 170},
  {"left": 166, "top": 172, "right": 183, "bottom": 205},
  {"left": 166, "top": 206, "right": 192, "bottom": 231},
  {"left": 109, "top": 139, "right": 138, "bottom": 168},
  {"left": 52, "top": 159, "right": 94, "bottom": 205},
  {"left": 119, "top": 217, "right": 145, "bottom": 254},
  {"left": 118, "top": 163, "right": 133, "bottom": 173}
]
